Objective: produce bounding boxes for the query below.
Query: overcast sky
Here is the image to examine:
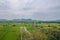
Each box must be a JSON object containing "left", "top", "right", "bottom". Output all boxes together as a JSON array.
[{"left": 0, "top": 0, "right": 60, "bottom": 20}]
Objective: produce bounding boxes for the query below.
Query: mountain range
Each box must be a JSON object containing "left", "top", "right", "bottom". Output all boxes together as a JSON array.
[{"left": 0, "top": 19, "right": 60, "bottom": 23}]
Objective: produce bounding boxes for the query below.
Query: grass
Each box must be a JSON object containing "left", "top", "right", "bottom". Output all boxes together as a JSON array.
[
  {"left": 0, "top": 22, "right": 20, "bottom": 40},
  {"left": 0, "top": 22, "right": 60, "bottom": 40}
]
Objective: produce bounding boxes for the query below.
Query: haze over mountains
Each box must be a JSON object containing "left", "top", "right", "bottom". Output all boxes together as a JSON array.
[{"left": 0, "top": 19, "right": 60, "bottom": 22}]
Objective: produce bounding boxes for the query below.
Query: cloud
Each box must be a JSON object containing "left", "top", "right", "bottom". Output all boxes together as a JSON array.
[
  {"left": 0, "top": 10, "right": 33, "bottom": 19},
  {"left": 31, "top": 12, "right": 60, "bottom": 20},
  {"left": 0, "top": 0, "right": 60, "bottom": 20}
]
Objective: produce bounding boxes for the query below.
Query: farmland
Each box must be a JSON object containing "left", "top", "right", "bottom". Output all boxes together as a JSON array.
[{"left": 0, "top": 22, "right": 60, "bottom": 40}]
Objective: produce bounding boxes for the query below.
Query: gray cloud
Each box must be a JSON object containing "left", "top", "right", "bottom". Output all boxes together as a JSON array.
[
  {"left": 31, "top": 12, "right": 60, "bottom": 21},
  {"left": 0, "top": 0, "right": 10, "bottom": 10},
  {"left": 0, "top": 0, "right": 60, "bottom": 20}
]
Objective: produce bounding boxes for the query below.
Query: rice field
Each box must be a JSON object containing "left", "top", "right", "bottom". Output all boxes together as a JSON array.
[{"left": 0, "top": 22, "right": 60, "bottom": 40}]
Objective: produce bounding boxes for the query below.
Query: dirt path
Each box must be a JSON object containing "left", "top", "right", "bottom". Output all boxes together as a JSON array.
[
  {"left": 20, "top": 26, "right": 31, "bottom": 35},
  {"left": 20, "top": 26, "right": 31, "bottom": 40}
]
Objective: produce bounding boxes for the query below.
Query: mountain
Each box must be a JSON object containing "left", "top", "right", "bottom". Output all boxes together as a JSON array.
[
  {"left": 54, "top": 20, "right": 60, "bottom": 22},
  {"left": 55, "top": 20, "right": 60, "bottom": 22},
  {"left": 0, "top": 19, "right": 8, "bottom": 22},
  {"left": 0, "top": 19, "right": 60, "bottom": 23}
]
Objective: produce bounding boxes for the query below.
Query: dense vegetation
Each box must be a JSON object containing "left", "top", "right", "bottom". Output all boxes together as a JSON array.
[{"left": 0, "top": 22, "right": 60, "bottom": 40}]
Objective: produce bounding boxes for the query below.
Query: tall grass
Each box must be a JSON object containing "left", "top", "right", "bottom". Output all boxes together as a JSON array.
[{"left": 21, "top": 25, "right": 60, "bottom": 40}]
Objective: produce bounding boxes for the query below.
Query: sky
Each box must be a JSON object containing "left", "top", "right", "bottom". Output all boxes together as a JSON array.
[{"left": 0, "top": 0, "right": 60, "bottom": 21}]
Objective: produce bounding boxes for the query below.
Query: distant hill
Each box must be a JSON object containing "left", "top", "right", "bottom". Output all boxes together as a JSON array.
[
  {"left": 0, "top": 19, "right": 37, "bottom": 22},
  {"left": 0, "top": 19, "right": 60, "bottom": 23},
  {"left": 55, "top": 20, "right": 60, "bottom": 22},
  {"left": 38, "top": 20, "right": 60, "bottom": 23},
  {"left": 10, "top": 19, "right": 35, "bottom": 22},
  {"left": 0, "top": 19, "right": 8, "bottom": 22}
]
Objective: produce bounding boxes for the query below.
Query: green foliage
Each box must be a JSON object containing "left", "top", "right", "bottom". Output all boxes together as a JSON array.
[{"left": 0, "top": 22, "right": 60, "bottom": 40}]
